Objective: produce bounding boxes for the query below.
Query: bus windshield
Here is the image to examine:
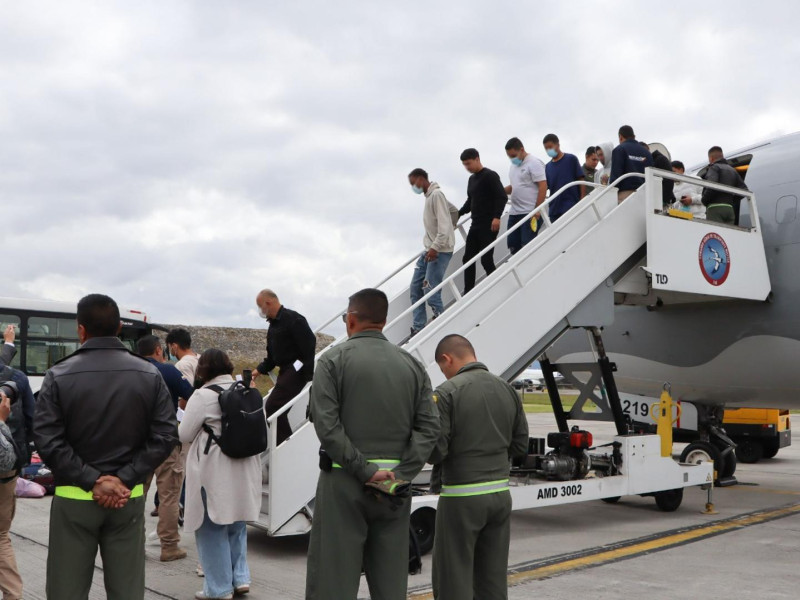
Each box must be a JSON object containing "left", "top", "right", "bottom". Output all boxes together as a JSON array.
[{"left": 0, "top": 298, "right": 156, "bottom": 388}]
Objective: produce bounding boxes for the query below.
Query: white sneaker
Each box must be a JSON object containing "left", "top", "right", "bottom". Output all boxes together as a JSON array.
[
  {"left": 146, "top": 530, "right": 160, "bottom": 546},
  {"left": 196, "top": 563, "right": 205, "bottom": 577}
]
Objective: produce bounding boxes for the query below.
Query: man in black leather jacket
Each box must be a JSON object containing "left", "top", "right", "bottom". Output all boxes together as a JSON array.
[
  {"left": 702, "top": 146, "right": 749, "bottom": 224},
  {"left": 34, "top": 294, "right": 178, "bottom": 600}
]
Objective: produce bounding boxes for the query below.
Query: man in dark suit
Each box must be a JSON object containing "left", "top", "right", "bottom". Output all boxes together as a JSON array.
[{"left": 252, "top": 289, "right": 317, "bottom": 445}]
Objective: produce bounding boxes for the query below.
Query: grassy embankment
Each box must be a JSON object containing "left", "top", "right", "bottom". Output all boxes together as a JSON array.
[{"left": 519, "top": 391, "right": 579, "bottom": 414}]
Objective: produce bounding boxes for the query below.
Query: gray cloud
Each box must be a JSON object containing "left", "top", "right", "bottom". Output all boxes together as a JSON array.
[{"left": 3, "top": 1, "right": 800, "bottom": 335}]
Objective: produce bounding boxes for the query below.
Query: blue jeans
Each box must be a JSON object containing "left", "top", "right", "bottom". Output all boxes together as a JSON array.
[
  {"left": 410, "top": 251, "right": 453, "bottom": 332},
  {"left": 506, "top": 214, "right": 537, "bottom": 254},
  {"left": 195, "top": 490, "right": 250, "bottom": 598}
]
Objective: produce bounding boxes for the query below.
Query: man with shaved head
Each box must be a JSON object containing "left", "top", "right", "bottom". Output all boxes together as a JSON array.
[
  {"left": 429, "top": 334, "right": 529, "bottom": 600},
  {"left": 252, "top": 289, "right": 316, "bottom": 445},
  {"left": 701, "top": 146, "right": 749, "bottom": 224}
]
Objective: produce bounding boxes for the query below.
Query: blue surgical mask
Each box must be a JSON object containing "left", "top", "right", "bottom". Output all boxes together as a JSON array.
[
  {"left": 546, "top": 148, "right": 558, "bottom": 158},
  {"left": 411, "top": 185, "right": 424, "bottom": 195},
  {"left": 510, "top": 157, "right": 523, "bottom": 167}
]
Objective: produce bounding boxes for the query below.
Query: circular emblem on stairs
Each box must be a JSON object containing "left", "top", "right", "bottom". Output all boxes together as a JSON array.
[{"left": 698, "top": 233, "right": 730, "bottom": 286}]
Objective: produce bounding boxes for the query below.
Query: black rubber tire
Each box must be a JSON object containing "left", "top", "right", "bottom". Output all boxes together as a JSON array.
[
  {"left": 762, "top": 441, "right": 780, "bottom": 460},
  {"left": 410, "top": 508, "right": 436, "bottom": 556},
  {"left": 654, "top": 488, "right": 684, "bottom": 512},
  {"left": 680, "top": 441, "right": 723, "bottom": 477},
  {"left": 734, "top": 440, "right": 764, "bottom": 464},
  {"left": 601, "top": 496, "right": 621, "bottom": 504},
  {"left": 719, "top": 448, "right": 737, "bottom": 478}
]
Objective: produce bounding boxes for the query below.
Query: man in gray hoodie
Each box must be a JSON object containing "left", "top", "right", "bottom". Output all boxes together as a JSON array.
[{"left": 408, "top": 168, "right": 459, "bottom": 336}]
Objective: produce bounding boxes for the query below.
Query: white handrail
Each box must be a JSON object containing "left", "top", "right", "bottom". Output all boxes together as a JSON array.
[
  {"left": 266, "top": 176, "right": 631, "bottom": 428},
  {"left": 649, "top": 168, "right": 759, "bottom": 231}
]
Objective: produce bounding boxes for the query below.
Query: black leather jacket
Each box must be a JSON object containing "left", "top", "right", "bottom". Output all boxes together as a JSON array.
[
  {"left": 701, "top": 158, "right": 749, "bottom": 207},
  {"left": 33, "top": 337, "right": 179, "bottom": 491}
]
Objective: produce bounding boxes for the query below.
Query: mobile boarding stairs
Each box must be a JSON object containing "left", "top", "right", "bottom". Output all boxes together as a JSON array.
[{"left": 254, "top": 168, "right": 771, "bottom": 539}]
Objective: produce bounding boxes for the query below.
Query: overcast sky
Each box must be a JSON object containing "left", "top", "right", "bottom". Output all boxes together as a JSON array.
[{"left": 3, "top": 1, "right": 799, "bottom": 334}]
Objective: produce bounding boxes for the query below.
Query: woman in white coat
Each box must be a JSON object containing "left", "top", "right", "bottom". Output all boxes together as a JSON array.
[{"left": 180, "top": 349, "right": 262, "bottom": 600}]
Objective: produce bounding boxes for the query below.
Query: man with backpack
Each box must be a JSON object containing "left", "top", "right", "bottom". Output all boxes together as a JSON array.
[
  {"left": 407, "top": 168, "right": 459, "bottom": 337},
  {"left": 306, "top": 288, "right": 440, "bottom": 600}
]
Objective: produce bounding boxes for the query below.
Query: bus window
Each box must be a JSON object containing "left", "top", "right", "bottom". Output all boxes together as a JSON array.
[
  {"left": 0, "top": 313, "right": 21, "bottom": 368},
  {"left": 28, "top": 316, "right": 79, "bottom": 339},
  {"left": 26, "top": 316, "right": 81, "bottom": 375},
  {"left": 25, "top": 340, "right": 81, "bottom": 375},
  {"left": 120, "top": 326, "right": 147, "bottom": 352}
]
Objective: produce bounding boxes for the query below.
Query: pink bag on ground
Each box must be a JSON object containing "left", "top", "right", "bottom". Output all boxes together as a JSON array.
[{"left": 15, "top": 477, "right": 46, "bottom": 498}]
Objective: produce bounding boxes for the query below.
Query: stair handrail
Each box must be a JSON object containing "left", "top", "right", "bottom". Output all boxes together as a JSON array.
[
  {"left": 646, "top": 169, "right": 760, "bottom": 231},
  {"left": 265, "top": 176, "right": 638, "bottom": 430}
]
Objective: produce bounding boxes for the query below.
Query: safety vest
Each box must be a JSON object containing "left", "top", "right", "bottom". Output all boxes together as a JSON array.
[
  {"left": 55, "top": 484, "right": 144, "bottom": 501},
  {"left": 332, "top": 459, "right": 400, "bottom": 470},
  {"left": 440, "top": 479, "right": 510, "bottom": 498}
]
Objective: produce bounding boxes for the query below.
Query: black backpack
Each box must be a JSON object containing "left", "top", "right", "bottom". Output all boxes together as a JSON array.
[{"left": 203, "top": 381, "right": 268, "bottom": 459}]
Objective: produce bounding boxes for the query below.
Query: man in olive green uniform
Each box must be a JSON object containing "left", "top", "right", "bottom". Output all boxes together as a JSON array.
[
  {"left": 306, "top": 288, "right": 440, "bottom": 600},
  {"left": 430, "top": 334, "right": 529, "bottom": 600}
]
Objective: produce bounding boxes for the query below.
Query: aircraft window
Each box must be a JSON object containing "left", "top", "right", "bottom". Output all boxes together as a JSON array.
[{"left": 776, "top": 195, "right": 798, "bottom": 224}]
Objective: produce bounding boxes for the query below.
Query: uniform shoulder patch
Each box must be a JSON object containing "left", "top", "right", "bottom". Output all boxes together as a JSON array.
[{"left": 432, "top": 393, "right": 439, "bottom": 404}]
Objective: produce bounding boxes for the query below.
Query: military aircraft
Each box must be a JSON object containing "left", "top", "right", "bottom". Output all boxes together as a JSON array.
[{"left": 548, "top": 132, "right": 800, "bottom": 477}]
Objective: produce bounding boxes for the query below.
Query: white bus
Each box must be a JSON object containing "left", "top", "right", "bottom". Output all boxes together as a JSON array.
[{"left": 0, "top": 297, "right": 158, "bottom": 393}]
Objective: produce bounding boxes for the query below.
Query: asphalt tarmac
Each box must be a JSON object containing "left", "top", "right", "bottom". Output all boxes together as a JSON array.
[{"left": 10, "top": 414, "right": 799, "bottom": 599}]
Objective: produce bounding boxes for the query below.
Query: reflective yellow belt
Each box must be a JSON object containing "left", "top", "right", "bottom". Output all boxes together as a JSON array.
[
  {"left": 440, "top": 479, "right": 510, "bottom": 498},
  {"left": 55, "top": 484, "right": 144, "bottom": 501},
  {"left": 332, "top": 459, "right": 400, "bottom": 470}
]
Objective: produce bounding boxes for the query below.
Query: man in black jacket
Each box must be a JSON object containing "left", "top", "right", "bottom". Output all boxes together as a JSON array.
[
  {"left": 458, "top": 148, "right": 507, "bottom": 295},
  {"left": 252, "top": 289, "right": 317, "bottom": 445},
  {"left": 644, "top": 142, "right": 675, "bottom": 209},
  {"left": 702, "top": 146, "right": 749, "bottom": 225},
  {"left": 610, "top": 125, "right": 653, "bottom": 202},
  {"left": 34, "top": 294, "right": 178, "bottom": 600}
]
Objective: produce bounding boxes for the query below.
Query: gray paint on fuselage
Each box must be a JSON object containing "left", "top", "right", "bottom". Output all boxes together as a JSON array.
[{"left": 550, "top": 133, "right": 800, "bottom": 395}]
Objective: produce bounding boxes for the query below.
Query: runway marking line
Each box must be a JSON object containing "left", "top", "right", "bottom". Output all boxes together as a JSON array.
[{"left": 407, "top": 502, "right": 800, "bottom": 598}]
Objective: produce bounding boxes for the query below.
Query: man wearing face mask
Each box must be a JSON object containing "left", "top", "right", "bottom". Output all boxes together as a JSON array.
[
  {"left": 542, "top": 134, "right": 585, "bottom": 223},
  {"left": 457, "top": 148, "right": 508, "bottom": 295},
  {"left": 407, "top": 169, "right": 459, "bottom": 337},
  {"left": 252, "top": 289, "right": 317, "bottom": 445},
  {"left": 503, "top": 138, "right": 547, "bottom": 255}
]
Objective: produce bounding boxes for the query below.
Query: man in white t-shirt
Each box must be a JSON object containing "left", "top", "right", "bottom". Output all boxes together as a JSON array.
[
  {"left": 166, "top": 328, "right": 199, "bottom": 388},
  {"left": 503, "top": 137, "right": 547, "bottom": 254}
]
